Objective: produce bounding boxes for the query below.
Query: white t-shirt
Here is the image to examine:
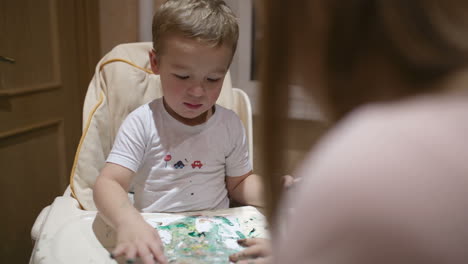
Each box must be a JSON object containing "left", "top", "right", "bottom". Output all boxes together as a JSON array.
[{"left": 107, "top": 98, "right": 252, "bottom": 213}]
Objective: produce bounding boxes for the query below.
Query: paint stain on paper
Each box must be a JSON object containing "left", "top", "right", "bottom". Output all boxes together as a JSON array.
[{"left": 150, "top": 215, "right": 264, "bottom": 263}]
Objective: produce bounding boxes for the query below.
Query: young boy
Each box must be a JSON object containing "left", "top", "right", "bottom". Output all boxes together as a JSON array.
[{"left": 93, "top": 1, "right": 263, "bottom": 263}]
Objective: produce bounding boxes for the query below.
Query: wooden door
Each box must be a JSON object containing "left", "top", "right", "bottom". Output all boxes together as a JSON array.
[{"left": 0, "top": 0, "right": 100, "bottom": 262}]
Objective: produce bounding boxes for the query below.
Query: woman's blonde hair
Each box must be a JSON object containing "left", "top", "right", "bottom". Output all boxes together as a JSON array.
[
  {"left": 152, "top": 0, "right": 239, "bottom": 58},
  {"left": 258, "top": 0, "right": 468, "bottom": 221}
]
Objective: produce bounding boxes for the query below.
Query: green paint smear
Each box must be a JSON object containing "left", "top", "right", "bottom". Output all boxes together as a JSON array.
[
  {"left": 155, "top": 216, "right": 246, "bottom": 263},
  {"left": 188, "top": 231, "right": 206, "bottom": 237},
  {"left": 236, "top": 231, "right": 246, "bottom": 239},
  {"left": 215, "top": 216, "right": 234, "bottom": 226},
  {"left": 159, "top": 223, "right": 189, "bottom": 230}
]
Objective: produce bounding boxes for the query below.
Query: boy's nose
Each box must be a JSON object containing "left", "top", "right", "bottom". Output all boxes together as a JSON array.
[{"left": 187, "top": 84, "right": 205, "bottom": 97}]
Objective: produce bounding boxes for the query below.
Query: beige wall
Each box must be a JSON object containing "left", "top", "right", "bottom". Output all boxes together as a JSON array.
[
  {"left": 99, "top": 0, "right": 138, "bottom": 55},
  {"left": 99, "top": 0, "right": 166, "bottom": 56},
  {"left": 253, "top": 118, "right": 327, "bottom": 176}
]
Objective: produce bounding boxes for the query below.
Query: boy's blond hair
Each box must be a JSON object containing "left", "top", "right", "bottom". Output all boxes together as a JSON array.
[{"left": 152, "top": 0, "right": 239, "bottom": 58}]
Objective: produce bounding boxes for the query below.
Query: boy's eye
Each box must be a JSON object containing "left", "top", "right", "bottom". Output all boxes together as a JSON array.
[
  {"left": 174, "top": 74, "right": 189, "bottom": 80},
  {"left": 207, "top": 78, "right": 220, "bottom": 82}
]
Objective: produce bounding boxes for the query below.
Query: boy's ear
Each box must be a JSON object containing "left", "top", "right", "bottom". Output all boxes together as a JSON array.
[{"left": 149, "top": 50, "right": 160, "bottom": 74}]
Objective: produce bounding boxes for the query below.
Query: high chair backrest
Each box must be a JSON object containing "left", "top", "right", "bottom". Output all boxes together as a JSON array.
[{"left": 70, "top": 42, "right": 253, "bottom": 210}]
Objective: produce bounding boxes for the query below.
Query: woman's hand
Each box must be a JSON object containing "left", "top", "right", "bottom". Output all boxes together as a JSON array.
[
  {"left": 111, "top": 216, "right": 167, "bottom": 264},
  {"left": 229, "top": 238, "right": 272, "bottom": 263}
]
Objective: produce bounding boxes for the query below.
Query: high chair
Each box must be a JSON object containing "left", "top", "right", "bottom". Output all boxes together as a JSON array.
[{"left": 29, "top": 42, "right": 265, "bottom": 264}]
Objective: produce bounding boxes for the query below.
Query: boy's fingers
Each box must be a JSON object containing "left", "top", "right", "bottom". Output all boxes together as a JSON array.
[
  {"left": 230, "top": 245, "right": 263, "bottom": 261},
  {"left": 283, "top": 176, "right": 302, "bottom": 189},
  {"left": 140, "top": 253, "right": 155, "bottom": 264},
  {"left": 149, "top": 243, "right": 167, "bottom": 264},
  {"left": 231, "top": 238, "right": 272, "bottom": 262},
  {"left": 125, "top": 245, "right": 137, "bottom": 262},
  {"left": 282, "top": 175, "right": 295, "bottom": 187},
  {"left": 238, "top": 238, "right": 266, "bottom": 247},
  {"left": 137, "top": 247, "right": 155, "bottom": 264},
  {"left": 229, "top": 252, "right": 242, "bottom": 262},
  {"left": 112, "top": 244, "right": 128, "bottom": 258},
  {"left": 236, "top": 257, "right": 271, "bottom": 264},
  {"left": 242, "top": 244, "right": 265, "bottom": 256},
  {"left": 236, "top": 259, "right": 260, "bottom": 264}
]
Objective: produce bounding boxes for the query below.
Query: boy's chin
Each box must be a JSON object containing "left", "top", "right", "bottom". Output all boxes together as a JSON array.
[
  {"left": 175, "top": 111, "right": 209, "bottom": 125},
  {"left": 179, "top": 111, "right": 204, "bottom": 119}
]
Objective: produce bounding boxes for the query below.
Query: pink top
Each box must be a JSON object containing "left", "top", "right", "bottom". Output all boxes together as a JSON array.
[{"left": 274, "top": 94, "right": 468, "bottom": 264}]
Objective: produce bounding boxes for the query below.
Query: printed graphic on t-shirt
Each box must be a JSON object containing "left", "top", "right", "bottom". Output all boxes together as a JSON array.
[
  {"left": 191, "top": 160, "right": 203, "bottom": 169},
  {"left": 164, "top": 154, "right": 172, "bottom": 168},
  {"left": 174, "top": 160, "right": 185, "bottom": 169},
  {"left": 166, "top": 154, "right": 204, "bottom": 170}
]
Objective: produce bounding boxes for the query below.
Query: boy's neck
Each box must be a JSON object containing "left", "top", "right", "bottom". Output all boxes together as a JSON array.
[{"left": 162, "top": 98, "right": 215, "bottom": 126}]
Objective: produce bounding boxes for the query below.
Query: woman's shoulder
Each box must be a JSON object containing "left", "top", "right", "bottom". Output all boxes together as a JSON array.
[
  {"left": 337, "top": 94, "right": 468, "bottom": 145},
  {"left": 297, "top": 94, "right": 468, "bottom": 184},
  {"left": 280, "top": 95, "right": 468, "bottom": 264}
]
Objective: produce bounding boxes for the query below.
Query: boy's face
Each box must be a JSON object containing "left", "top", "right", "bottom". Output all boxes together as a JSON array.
[{"left": 150, "top": 34, "right": 233, "bottom": 126}]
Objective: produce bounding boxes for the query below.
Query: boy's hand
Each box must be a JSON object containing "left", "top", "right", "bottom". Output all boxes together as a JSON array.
[
  {"left": 111, "top": 216, "right": 167, "bottom": 264},
  {"left": 282, "top": 175, "right": 302, "bottom": 189},
  {"left": 229, "top": 238, "right": 272, "bottom": 264}
]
